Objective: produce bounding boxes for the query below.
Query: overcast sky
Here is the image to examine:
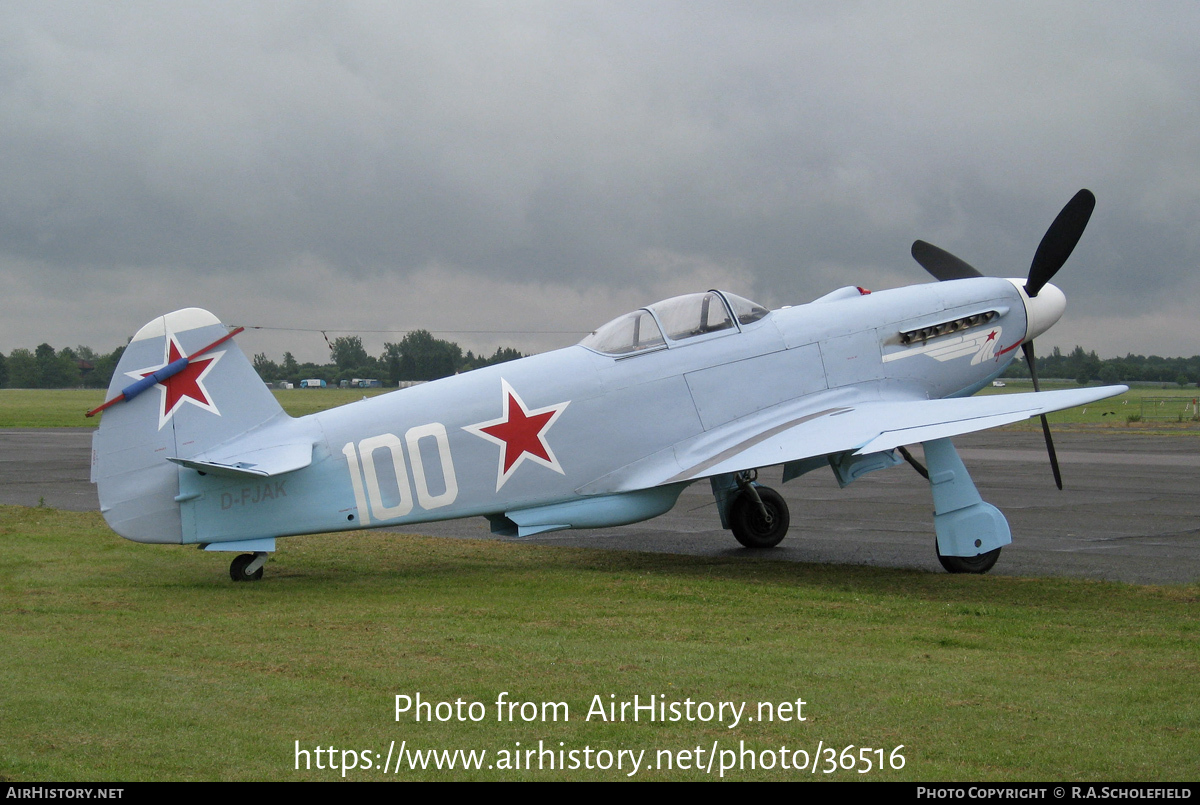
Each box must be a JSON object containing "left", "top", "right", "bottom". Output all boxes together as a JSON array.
[{"left": 1, "top": 2, "right": 1197, "bottom": 363}]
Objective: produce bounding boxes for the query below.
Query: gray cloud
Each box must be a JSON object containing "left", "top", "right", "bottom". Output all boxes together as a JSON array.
[{"left": 1, "top": 1, "right": 1198, "bottom": 363}]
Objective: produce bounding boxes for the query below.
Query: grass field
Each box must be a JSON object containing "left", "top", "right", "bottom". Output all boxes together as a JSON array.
[
  {"left": 0, "top": 388, "right": 392, "bottom": 427},
  {"left": 4, "top": 384, "right": 1197, "bottom": 432},
  {"left": 979, "top": 380, "right": 1200, "bottom": 430},
  {"left": 0, "top": 506, "right": 1196, "bottom": 781}
]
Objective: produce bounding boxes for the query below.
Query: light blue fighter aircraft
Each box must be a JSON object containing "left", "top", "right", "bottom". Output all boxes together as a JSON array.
[{"left": 91, "top": 190, "right": 1125, "bottom": 581}]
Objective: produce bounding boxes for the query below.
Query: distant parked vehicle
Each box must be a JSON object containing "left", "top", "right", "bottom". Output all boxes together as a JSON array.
[{"left": 300, "top": 379, "right": 327, "bottom": 388}]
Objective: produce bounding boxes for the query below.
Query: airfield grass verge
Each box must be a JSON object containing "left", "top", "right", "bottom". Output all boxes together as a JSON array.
[
  {"left": 0, "top": 388, "right": 391, "bottom": 428},
  {"left": 983, "top": 381, "right": 1200, "bottom": 433},
  {"left": 0, "top": 389, "right": 105, "bottom": 427},
  {"left": 0, "top": 506, "right": 1195, "bottom": 781}
]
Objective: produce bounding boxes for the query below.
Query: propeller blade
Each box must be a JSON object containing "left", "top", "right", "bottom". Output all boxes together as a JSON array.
[
  {"left": 1026, "top": 189, "right": 1095, "bottom": 297},
  {"left": 911, "top": 240, "right": 984, "bottom": 282},
  {"left": 1039, "top": 413, "right": 1063, "bottom": 490},
  {"left": 1023, "top": 341, "right": 1063, "bottom": 489},
  {"left": 1022, "top": 341, "right": 1042, "bottom": 393}
]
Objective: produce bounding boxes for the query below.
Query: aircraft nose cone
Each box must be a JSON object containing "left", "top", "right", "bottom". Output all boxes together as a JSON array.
[{"left": 1023, "top": 282, "right": 1066, "bottom": 342}]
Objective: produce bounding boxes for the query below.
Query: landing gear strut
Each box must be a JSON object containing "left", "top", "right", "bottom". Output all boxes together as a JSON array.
[
  {"left": 923, "top": 439, "right": 1010, "bottom": 575},
  {"left": 729, "top": 471, "right": 790, "bottom": 548},
  {"left": 229, "top": 552, "right": 268, "bottom": 582}
]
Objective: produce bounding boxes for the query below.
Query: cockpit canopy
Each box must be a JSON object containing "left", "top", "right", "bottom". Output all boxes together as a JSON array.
[{"left": 579, "top": 290, "right": 769, "bottom": 356}]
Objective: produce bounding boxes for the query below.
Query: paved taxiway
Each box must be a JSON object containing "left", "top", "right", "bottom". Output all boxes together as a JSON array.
[{"left": 3, "top": 428, "right": 1197, "bottom": 585}]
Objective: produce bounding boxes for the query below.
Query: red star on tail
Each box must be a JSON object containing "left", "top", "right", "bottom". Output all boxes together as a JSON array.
[{"left": 129, "top": 335, "right": 223, "bottom": 430}]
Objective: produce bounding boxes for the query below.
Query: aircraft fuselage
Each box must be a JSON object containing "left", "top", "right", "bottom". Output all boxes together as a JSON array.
[{"left": 170, "top": 277, "right": 1029, "bottom": 545}]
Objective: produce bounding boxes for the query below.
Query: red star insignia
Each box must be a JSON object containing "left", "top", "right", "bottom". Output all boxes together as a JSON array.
[
  {"left": 464, "top": 379, "right": 570, "bottom": 491},
  {"left": 127, "top": 334, "right": 223, "bottom": 430},
  {"left": 986, "top": 330, "right": 997, "bottom": 342}
]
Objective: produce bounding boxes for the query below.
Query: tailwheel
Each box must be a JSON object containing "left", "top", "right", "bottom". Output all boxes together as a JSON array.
[
  {"left": 229, "top": 552, "right": 266, "bottom": 582},
  {"left": 936, "top": 542, "right": 1001, "bottom": 574},
  {"left": 730, "top": 485, "right": 790, "bottom": 548}
]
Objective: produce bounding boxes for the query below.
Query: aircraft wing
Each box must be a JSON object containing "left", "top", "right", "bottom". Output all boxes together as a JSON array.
[{"left": 578, "top": 385, "right": 1127, "bottom": 494}]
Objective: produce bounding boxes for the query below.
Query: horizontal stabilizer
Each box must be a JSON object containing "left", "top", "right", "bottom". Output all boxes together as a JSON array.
[{"left": 168, "top": 441, "right": 314, "bottom": 479}]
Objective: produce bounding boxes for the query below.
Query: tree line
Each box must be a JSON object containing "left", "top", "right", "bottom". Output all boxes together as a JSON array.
[
  {"left": 1, "top": 336, "right": 1197, "bottom": 389},
  {"left": 251, "top": 331, "right": 524, "bottom": 387},
  {"left": 0, "top": 330, "right": 523, "bottom": 389},
  {"left": 1001, "top": 346, "right": 1200, "bottom": 387},
  {"left": 0, "top": 344, "right": 126, "bottom": 390}
]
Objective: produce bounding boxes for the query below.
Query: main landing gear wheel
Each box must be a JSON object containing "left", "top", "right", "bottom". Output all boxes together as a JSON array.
[
  {"left": 936, "top": 542, "right": 1001, "bottom": 574},
  {"left": 730, "top": 486, "right": 790, "bottom": 548},
  {"left": 229, "top": 553, "right": 265, "bottom": 582}
]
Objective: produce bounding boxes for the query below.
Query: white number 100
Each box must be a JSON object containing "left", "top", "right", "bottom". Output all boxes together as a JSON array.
[{"left": 342, "top": 423, "right": 459, "bottom": 524}]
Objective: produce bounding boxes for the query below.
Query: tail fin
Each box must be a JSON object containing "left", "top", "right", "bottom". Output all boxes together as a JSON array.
[{"left": 92, "top": 308, "right": 287, "bottom": 543}]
